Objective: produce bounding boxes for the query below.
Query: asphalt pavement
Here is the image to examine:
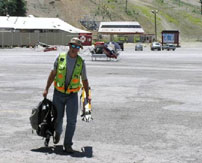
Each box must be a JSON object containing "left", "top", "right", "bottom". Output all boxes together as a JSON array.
[{"left": 0, "top": 45, "right": 202, "bottom": 163}]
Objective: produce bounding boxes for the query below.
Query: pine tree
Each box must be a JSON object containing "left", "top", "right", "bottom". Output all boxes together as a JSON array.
[
  {"left": 0, "top": 0, "right": 26, "bottom": 16},
  {"left": 15, "top": 0, "right": 26, "bottom": 16},
  {"left": 0, "top": 0, "right": 7, "bottom": 15},
  {"left": 7, "top": 0, "right": 17, "bottom": 16}
]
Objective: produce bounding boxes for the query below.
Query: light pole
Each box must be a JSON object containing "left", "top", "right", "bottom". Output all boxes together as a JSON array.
[
  {"left": 152, "top": 10, "right": 158, "bottom": 41},
  {"left": 125, "top": 0, "right": 128, "bottom": 12},
  {"left": 200, "top": 0, "right": 202, "bottom": 15}
]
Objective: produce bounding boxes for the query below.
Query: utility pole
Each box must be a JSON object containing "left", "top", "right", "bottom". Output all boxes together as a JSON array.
[
  {"left": 6, "top": 0, "right": 11, "bottom": 16},
  {"left": 125, "top": 0, "right": 128, "bottom": 12},
  {"left": 152, "top": 10, "right": 158, "bottom": 41},
  {"left": 200, "top": 0, "right": 202, "bottom": 15},
  {"left": 5, "top": 0, "right": 9, "bottom": 16}
]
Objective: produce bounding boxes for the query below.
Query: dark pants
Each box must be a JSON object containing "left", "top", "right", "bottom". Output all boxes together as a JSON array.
[{"left": 53, "top": 89, "right": 78, "bottom": 146}]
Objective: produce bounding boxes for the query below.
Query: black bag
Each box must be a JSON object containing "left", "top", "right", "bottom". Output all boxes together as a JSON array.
[{"left": 30, "top": 98, "right": 57, "bottom": 140}]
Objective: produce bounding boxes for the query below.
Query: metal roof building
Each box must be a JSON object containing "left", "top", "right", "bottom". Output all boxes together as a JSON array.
[
  {"left": 0, "top": 16, "right": 91, "bottom": 47},
  {"left": 0, "top": 16, "right": 90, "bottom": 33},
  {"left": 98, "top": 21, "right": 144, "bottom": 43}
]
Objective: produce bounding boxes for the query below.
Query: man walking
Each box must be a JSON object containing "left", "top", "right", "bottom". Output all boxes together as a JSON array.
[{"left": 43, "top": 37, "right": 90, "bottom": 153}]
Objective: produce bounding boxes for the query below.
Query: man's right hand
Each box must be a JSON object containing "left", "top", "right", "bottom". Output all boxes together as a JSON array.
[{"left": 43, "top": 90, "right": 48, "bottom": 98}]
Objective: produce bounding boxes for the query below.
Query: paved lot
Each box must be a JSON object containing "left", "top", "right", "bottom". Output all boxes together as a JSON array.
[{"left": 0, "top": 46, "right": 202, "bottom": 163}]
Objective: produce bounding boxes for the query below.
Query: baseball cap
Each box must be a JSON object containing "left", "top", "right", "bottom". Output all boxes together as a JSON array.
[{"left": 69, "top": 37, "right": 83, "bottom": 49}]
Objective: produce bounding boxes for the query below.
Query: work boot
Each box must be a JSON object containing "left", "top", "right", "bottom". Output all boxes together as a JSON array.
[
  {"left": 53, "top": 132, "right": 60, "bottom": 144},
  {"left": 63, "top": 145, "right": 74, "bottom": 154}
]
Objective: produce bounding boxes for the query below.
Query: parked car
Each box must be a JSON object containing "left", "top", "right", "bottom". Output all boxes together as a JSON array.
[
  {"left": 135, "top": 44, "right": 143, "bottom": 51},
  {"left": 151, "top": 42, "right": 161, "bottom": 51},
  {"left": 162, "top": 43, "right": 176, "bottom": 51}
]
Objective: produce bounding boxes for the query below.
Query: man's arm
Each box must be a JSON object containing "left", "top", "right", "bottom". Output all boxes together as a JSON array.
[{"left": 43, "top": 70, "right": 57, "bottom": 98}]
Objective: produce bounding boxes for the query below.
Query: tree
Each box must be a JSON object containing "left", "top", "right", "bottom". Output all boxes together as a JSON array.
[
  {"left": 7, "top": 0, "right": 17, "bottom": 16},
  {"left": 15, "top": 0, "right": 27, "bottom": 16},
  {"left": 0, "top": 0, "right": 26, "bottom": 16},
  {"left": 0, "top": 0, "right": 7, "bottom": 15}
]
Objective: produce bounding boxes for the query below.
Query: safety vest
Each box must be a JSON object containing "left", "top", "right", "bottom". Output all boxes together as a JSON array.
[{"left": 54, "top": 53, "right": 83, "bottom": 94}]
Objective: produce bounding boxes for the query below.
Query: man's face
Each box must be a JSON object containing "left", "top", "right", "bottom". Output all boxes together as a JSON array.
[{"left": 69, "top": 44, "right": 81, "bottom": 54}]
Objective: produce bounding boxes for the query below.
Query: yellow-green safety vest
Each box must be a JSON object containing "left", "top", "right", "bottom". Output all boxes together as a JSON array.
[{"left": 54, "top": 53, "right": 83, "bottom": 94}]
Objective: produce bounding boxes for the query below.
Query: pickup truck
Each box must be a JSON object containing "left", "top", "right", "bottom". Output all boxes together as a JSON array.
[{"left": 162, "top": 44, "right": 176, "bottom": 51}]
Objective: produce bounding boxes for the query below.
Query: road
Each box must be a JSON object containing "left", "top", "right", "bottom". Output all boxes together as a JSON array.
[{"left": 0, "top": 46, "right": 202, "bottom": 163}]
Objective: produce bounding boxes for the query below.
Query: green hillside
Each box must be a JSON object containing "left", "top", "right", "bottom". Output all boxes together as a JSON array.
[{"left": 26, "top": 0, "right": 202, "bottom": 42}]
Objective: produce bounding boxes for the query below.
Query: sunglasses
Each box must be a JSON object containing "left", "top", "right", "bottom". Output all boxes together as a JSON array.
[{"left": 71, "top": 44, "right": 80, "bottom": 49}]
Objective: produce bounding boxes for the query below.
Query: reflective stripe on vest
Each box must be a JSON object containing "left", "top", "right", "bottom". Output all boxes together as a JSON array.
[{"left": 54, "top": 53, "right": 83, "bottom": 94}]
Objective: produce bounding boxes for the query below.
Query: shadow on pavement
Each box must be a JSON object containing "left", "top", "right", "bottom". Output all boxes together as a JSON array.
[{"left": 31, "top": 145, "right": 93, "bottom": 158}]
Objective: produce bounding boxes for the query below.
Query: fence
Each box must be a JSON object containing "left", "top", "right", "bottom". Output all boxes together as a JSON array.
[{"left": 0, "top": 30, "right": 78, "bottom": 48}]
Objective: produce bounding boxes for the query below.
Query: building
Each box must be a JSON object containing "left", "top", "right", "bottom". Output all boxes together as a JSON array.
[
  {"left": 0, "top": 16, "right": 92, "bottom": 47},
  {"left": 98, "top": 21, "right": 144, "bottom": 42}
]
